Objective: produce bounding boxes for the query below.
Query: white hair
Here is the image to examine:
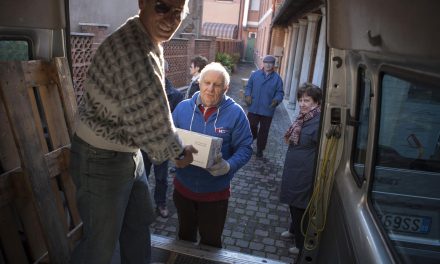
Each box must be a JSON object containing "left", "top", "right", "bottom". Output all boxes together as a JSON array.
[{"left": 199, "top": 62, "right": 231, "bottom": 87}]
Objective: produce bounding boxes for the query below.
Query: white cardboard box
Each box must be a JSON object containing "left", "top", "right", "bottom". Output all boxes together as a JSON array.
[{"left": 176, "top": 128, "right": 223, "bottom": 168}]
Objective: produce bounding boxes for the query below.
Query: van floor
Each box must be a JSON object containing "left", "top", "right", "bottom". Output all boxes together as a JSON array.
[
  {"left": 151, "top": 234, "right": 288, "bottom": 264},
  {"left": 152, "top": 247, "right": 226, "bottom": 264},
  {"left": 111, "top": 234, "right": 288, "bottom": 264}
]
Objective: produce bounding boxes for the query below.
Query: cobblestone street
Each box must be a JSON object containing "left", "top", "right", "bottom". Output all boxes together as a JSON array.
[{"left": 149, "top": 62, "right": 295, "bottom": 263}]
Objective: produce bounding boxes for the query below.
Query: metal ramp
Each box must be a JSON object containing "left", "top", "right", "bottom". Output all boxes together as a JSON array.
[{"left": 151, "top": 235, "right": 289, "bottom": 264}]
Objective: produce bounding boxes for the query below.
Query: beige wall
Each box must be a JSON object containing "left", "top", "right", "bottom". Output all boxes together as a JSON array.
[{"left": 202, "top": 0, "right": 240, "bottom": 24}]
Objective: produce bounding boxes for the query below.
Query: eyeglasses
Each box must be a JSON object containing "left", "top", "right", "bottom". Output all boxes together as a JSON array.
[{"left": 154, "top": 0, "right": 189, "bottom": 20}]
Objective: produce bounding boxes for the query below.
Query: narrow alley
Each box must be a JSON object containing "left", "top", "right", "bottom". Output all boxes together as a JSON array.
[{"left": 148, "top": 62, "right": 296, "bottom": 263}]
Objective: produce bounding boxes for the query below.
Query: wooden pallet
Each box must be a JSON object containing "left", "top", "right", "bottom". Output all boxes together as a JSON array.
[{"left": 0, "top": 58, "right": 80, "bottom": 263}]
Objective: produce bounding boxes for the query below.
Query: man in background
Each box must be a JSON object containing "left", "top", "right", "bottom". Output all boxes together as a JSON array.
[{"left": 244, "top": 55, "right": 284, "bottom": 158}]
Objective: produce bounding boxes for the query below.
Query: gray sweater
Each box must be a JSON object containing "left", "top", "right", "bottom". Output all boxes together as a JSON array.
[{"left": 76, "top": 16, "right": 183, "bottom": 163}]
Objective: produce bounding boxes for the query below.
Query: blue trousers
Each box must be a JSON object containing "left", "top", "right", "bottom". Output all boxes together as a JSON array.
[
  {"left": 69, "top": 135, "right": 154, "bottom": 264},
  {"left": 141, "top": 150, "right": 168, "bottom": 207}
]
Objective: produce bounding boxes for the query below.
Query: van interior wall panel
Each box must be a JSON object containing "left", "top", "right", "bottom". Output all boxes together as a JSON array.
[
  {"left": 2, "top": 170, "right": 49, "bottom": 263},
  {"left": 0, "top": 202, "right": 29, "bottom": 263},
  {"left": 0, "top": 58, "right": 80, "bottom": 263},
  {"left": 0, "top": 0, "right": 66, "bottom": 29},
  {"left": 0, "top": 100, "right": 20, "bottom": 173},
  {"left": 328, "top": 0, "right": 440, "bottom": 59}
]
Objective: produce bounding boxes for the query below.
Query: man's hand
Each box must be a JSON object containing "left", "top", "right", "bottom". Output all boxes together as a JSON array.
[
  {"left": 270, "top": 99, "right": 279, "bottom": 108},
  {"left": 207, "top": 156, "right": 230, "bottom": 176},
  {"left": 245, "top": 95, "right": 252, "bottom": 106},
  {"left": 174, "top": 145, "right": 198, "bottom": 168}
]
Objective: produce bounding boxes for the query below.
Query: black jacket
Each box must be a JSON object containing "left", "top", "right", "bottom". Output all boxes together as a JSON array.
[{"left": 165, "top": 77, "right": 183, "bottom": 112}]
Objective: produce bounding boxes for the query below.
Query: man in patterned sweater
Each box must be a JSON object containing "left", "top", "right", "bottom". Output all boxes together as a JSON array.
[{"left": 69, "top": 0, "right": 196, "bottom": 263}]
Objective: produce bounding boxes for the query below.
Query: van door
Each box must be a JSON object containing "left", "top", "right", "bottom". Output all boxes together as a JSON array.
[{"left": 301, "top": 0, "right": 440, "bottom": 263}]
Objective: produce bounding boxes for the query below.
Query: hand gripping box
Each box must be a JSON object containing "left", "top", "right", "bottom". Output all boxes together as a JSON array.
[{"left": 176, "top": 128, "right": 223, "bottom": 168}]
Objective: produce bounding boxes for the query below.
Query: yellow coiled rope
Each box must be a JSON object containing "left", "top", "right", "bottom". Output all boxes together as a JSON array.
[{"left": 302, "top": 124, "right": 341, "bottom": 251}]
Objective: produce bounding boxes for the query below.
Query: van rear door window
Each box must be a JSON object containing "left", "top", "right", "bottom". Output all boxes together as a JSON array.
[{"left": 371, "top": 72, "right": 440, "bottom": 264}]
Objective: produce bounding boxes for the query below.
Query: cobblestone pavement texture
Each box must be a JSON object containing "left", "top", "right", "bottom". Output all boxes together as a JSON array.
[{"left": 149, "top": 63, "right": 296, "bottom": 263}]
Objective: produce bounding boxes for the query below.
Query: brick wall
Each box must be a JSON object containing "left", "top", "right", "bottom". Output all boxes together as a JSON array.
[
  {"left": 71, "top": 24, "right": 110, "bottom": 103},
  {"left": 70, "top": 33, "right": 94, "bottom": 103},
  {"left": 270, "top": 26, "right": 285, "bottom": 55},
  {"left": 70, "top": 25, "right": 243, "bottom": 97},
  {"left": 194, "top": 40, "right": 212, "bottom": 61},
  {"left": 270, "top": 26, "right": 285, "bottom": 72},
  {"left": 78, "top": 23, "right": 110, "bottom": 53},
  {"left": 163, "top": 39, "right": 190, "bottom": 88},
  {"left": 216, "top": 40, "right": 243, "bottom": 58}
]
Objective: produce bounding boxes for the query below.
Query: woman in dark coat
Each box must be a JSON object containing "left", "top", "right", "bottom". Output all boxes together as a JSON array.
[{"left": 279, "top": 83, "right": 322, "bottom": 255}]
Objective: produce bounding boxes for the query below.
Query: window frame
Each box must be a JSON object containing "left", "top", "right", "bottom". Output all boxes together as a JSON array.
[
  {"left": 350, "top": 65, "right": 373, "bottom": 187},
  {"left": 250, "top": 0, "right": 260, "bottom": 11}
]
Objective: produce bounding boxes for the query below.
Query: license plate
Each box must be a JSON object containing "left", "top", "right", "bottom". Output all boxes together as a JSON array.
[{"left": 377, "top": 212, "right": 431, "bottom": 234}]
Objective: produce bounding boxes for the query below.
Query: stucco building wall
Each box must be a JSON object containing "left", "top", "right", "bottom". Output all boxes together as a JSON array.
[{"left": 202, "top": 0, "right": 241, "bottom": 24}]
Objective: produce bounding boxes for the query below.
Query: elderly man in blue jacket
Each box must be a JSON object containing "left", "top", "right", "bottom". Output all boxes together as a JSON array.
[
  {"left": 172, "top": 62, "right": 253, "bottom": 248},
  {"left": 245, "top": 55, "right": 284, "bottom": 158}
]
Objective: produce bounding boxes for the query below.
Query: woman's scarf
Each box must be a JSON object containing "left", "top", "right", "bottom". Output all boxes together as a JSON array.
[{"left": 284, "top": 107, "right": 321, "bottom": 145}]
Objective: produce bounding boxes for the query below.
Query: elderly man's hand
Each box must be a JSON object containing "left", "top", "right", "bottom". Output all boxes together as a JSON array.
[
  {"left": 174, "top": 145, "right": 198, "bottom": 168},
  {"left": 270, "top": 99, "right": 279, "bottom": 108},
  {"left": 245, "top": 96, "right": 252, "bottom": 106},
  {"left": 207, "top": 159, "right": 230, "bottom": 176},
  {"left": 207, "top": 153, "right": 230, "bottom": 176}
]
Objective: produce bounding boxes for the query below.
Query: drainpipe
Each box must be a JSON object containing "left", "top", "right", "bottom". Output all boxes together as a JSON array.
[
  {"left": 243, "top": 0, "right": 250, "bottom": 28},
  {"left": 238, "top": 0, "right": 244, "bottom": 40},
  {"left": 241, "top": 0, "right": 250, "bottom": 61}
]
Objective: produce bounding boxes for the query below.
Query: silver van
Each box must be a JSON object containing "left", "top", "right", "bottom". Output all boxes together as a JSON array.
[{"left": 301, "top": 0, "right": 440, "bottom": 263}]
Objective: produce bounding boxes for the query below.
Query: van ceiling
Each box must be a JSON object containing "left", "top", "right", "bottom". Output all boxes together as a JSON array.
[
  {"left": 0, "top": 0, "right": 66, "bottom": 29},
  {"left": 328, "top": 0, "right": 440, "bottom": 59},
  {"left": 271, "top": 0, "right": 323, "bottom": 26}
]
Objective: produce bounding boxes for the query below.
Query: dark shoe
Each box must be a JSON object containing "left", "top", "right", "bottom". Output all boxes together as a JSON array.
[
  {"left": 256, "top": 150, "right": 263, "bottom": 158},
  {"left": 156, "top": 205, "right": 169, "bottom": 218}
]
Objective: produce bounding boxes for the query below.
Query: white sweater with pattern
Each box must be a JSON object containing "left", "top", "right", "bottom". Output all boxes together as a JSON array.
[{"left": 75, "top": 16, "right": 183, "bottom": 163}]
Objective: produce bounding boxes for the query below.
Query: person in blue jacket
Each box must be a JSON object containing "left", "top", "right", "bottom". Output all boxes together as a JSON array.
[
  {"left": 245, "top": 55, "right": 284, "bottom": 158},
  {"left": 172, "top": 62, "right": 253, "bottom": 248}
]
